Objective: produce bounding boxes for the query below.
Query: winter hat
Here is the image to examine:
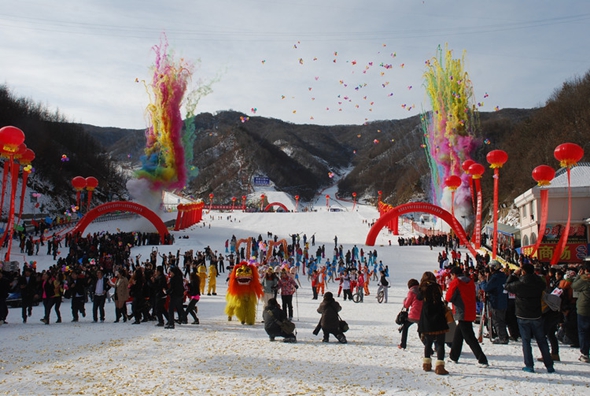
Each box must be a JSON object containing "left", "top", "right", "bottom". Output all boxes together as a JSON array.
[
  {"left": 488, "top": 260, "right": 502, "bottom": 271},
  {"left": 564, "top": 270, "right": 576, "bottom": 281}
]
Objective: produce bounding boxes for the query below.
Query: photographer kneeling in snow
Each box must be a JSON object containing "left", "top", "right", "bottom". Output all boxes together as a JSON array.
[{"left": 263, "top": 298, "right": 296, "bottom": 343}]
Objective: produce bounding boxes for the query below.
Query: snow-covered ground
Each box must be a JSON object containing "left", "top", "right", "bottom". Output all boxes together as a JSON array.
[{"left": 1, "top": 187, "right": 589, "bottom": 395}]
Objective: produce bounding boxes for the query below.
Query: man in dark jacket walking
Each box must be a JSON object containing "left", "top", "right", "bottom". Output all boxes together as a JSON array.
[
  {"left": 481, "top": 260, "right": 509, "bottom": 344},
  {"left": 504, "top": 263, "right": 555, "bottom": 373},
  {"left": 19, "top": 267, "right": 38, "bottom": 323},
  {"left": 446, "top": 267, "right": 488, "bottom": 366},
  {"left": 69, "top": 271, "right": 86, "bottom": 322}
]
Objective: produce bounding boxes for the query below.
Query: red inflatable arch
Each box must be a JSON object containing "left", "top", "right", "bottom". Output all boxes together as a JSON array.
[
  {"left": 263, "top": 202, "right": 289, "bottom": 212},
  {"left": 70, "top": 201, "right": 170, "bottom": 244},
  {"left": 365, "top": 202, "right": 477, "bottom": 257}
]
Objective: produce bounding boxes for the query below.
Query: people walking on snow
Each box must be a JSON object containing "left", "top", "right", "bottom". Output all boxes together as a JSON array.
[
  {"left": 446, "top": 267, "right": 489, "bottom": 367},
  {"left": 418, "top": 271, "right": 449, "bottom": 375}
]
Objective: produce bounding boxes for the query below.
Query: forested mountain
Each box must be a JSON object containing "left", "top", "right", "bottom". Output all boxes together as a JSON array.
[
  {"left": 3, "top": 69, "right": 590, "bottom": 223},
  {"left": 0, "top": 85, "right": 127, "bottom": 212}
]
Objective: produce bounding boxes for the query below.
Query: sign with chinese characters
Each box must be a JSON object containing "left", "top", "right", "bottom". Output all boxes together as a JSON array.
[{"left": 522, "top": 242, "right": 589, "bottom": 263}]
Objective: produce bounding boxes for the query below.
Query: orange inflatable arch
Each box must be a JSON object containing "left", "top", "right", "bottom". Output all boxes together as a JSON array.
[{"left": 70, "top": 201, "right": 170, "bottom": 244}]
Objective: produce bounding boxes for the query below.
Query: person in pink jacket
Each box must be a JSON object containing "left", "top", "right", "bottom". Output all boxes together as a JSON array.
[{"left": 398, "top": 278, "right": 423, "bottom": 349}]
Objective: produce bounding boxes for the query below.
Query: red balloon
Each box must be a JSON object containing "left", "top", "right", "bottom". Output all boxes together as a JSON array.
[
  {"left": 554, "top": 143, "right": 584, "bottom": 168},
  {"left": 0, "top": 126, "right": 26, "bottom": 153},
  {"left": 444, "top": 175, "right": 462, "bottom": 191},
  {"left": 486, "top": 150, "right": 508, "bottom": 168},
  {"left": 85, "top": 176, "right": 99, "bottom": 191},
  {"left": 469, "top": 163, "right": 485, "bottom": 179},
  {"left": 532, "top": 165, "right": 555, "bottom": 186},
  {"left": 462, "top": 159, "right": 475, "bottom": 173},
  {"left": 71, "top": 176, "right": 87, "bottom": 191}
]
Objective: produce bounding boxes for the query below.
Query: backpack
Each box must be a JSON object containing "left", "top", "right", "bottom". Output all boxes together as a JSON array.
[{"left": 542, "top": 288, "right": 562, "bottom": 312}]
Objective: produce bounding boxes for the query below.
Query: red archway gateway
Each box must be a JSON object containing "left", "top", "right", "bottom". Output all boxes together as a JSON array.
[
  {"left": 365, "top": 202, "right": 477, "bottom": 257},
  {"left": 263, "top": 202, "right": 289, "bottom": 212},
  {"left": 70, "top": 201, "right": 170, "bottom": 244}
]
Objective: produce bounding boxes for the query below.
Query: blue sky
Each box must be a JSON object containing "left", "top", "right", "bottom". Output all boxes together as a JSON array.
[{"left": 1, "top": 0, "right": 589, "bottom": 129}]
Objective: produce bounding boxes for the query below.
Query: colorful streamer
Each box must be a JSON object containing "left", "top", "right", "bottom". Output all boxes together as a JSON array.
[
  {"left": 421, "top": 44, "right": 479, "bottom": 212},
  {"left": 135, "top": 35, "right": 218, "bottom": 191}
]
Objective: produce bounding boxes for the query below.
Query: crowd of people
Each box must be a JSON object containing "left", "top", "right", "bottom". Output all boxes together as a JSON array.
[
  {"left": 2, "top": 227, "right": 589, "bottom": 375},
  {"left": 397, "top": 250, "right": 590, "bottom": 375}
]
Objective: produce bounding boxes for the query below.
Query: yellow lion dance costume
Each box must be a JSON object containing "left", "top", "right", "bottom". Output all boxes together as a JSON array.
[{"left": 225, "top": 261, "right": 263, "bottom": 325}]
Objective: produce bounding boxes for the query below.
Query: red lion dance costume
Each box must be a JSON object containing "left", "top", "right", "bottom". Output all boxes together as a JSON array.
[{"left": 225, "top": 261, "right": 263, "bottom": 325}]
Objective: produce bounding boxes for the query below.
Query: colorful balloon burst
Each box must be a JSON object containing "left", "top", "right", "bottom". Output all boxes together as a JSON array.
[
  {"left": 421, "top": 44, "right": 479, "bottom": 211},
  {"left": 135, "top": 35, "right": 216, "bottom": 191}
]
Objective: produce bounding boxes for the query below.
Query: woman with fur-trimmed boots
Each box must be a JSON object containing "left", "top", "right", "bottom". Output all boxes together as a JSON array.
[{"left": 417, "top": 271, "right": 449, "bottom": 375}]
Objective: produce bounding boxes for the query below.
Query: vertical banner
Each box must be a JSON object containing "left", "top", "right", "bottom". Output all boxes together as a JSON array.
[
  {"left": 472, "top": 178, "right": 483, "bottom": 249},
  {"left": 550, "top": 169, "right": 573, "bottom": 264},
  {"left": 529, "top": 189, "right": 549, "bottom": 257}
]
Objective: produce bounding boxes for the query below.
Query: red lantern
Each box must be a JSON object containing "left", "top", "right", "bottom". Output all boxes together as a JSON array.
[
  {"left": 0, "top": 126, "right": 26, "bottom": 153},
  {"left": 486, "top": 150, "right": 508, "bottom": 169},
  {"left": 444, "top": 175, "right": 462, "bottom": 191},
  {"left": 19, "top": 148, "right": 35, "bottom": 165},
  {"left": 241, "top": 195, "right": 247, "bottom": 201},
  {"left": 468, "top": 163, "right": 485, "bottom": 179},
  {"left": 462, "top": 159, "right": 475, "bottom": 173},
  {"left": 71, "top": 176, "right": 87, "bottom": 191},
  {"left": 85, "top": 176, "right": 99, "bottom": 191},
  {"left": 13, "top": 143, "right": 28, "bottom": 159},
  {"left": 294, "top": 195, "right": 299, "bottom": 201},
  {"left": 554, "top": 143, "right": 584, "bottom": 168},
  {"left": 352, "top": 192, "right": 357, "bottom": 198},
  {"left": 209, "top": 193, "right": 214, "bottom": 200},
  {"left": 532, "top": 165, "right": 555, "bottom": 187}
]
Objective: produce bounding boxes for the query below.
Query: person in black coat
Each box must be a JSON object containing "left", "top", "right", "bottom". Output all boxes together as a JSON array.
[
  {"left": 152, "top": 266, "right": 168, "bottom": 326},
  {"left": 165, "top": 266, "right": 186, "bottom": 329},
  {"left": 68, "top": 271, "right": 86, "bottom": 322},
  {"left": 0, "top": 270, "right": 10, "bottom": 324},
  {"left": 316, "top": 292, "right": 347, "bottom": 343},
  {"left": 129, "top": 268, "right": 145, "bottom": 324},
  {"left": 504, "top": 263, "right": 554, "bottom": 373},
  {"left": 417, "top": 271, "right": 449, "bottom": 375},
  {"left": 263, "top": 298, "right": 296, "bottom": 342},
  {"left": 18, "top": 267, "right": 38, "bottom": 323}
]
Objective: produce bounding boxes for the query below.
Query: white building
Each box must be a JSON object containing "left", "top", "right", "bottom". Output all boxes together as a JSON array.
[{"left": 514, "top": 163, "right": 590, "bottom": 264}]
